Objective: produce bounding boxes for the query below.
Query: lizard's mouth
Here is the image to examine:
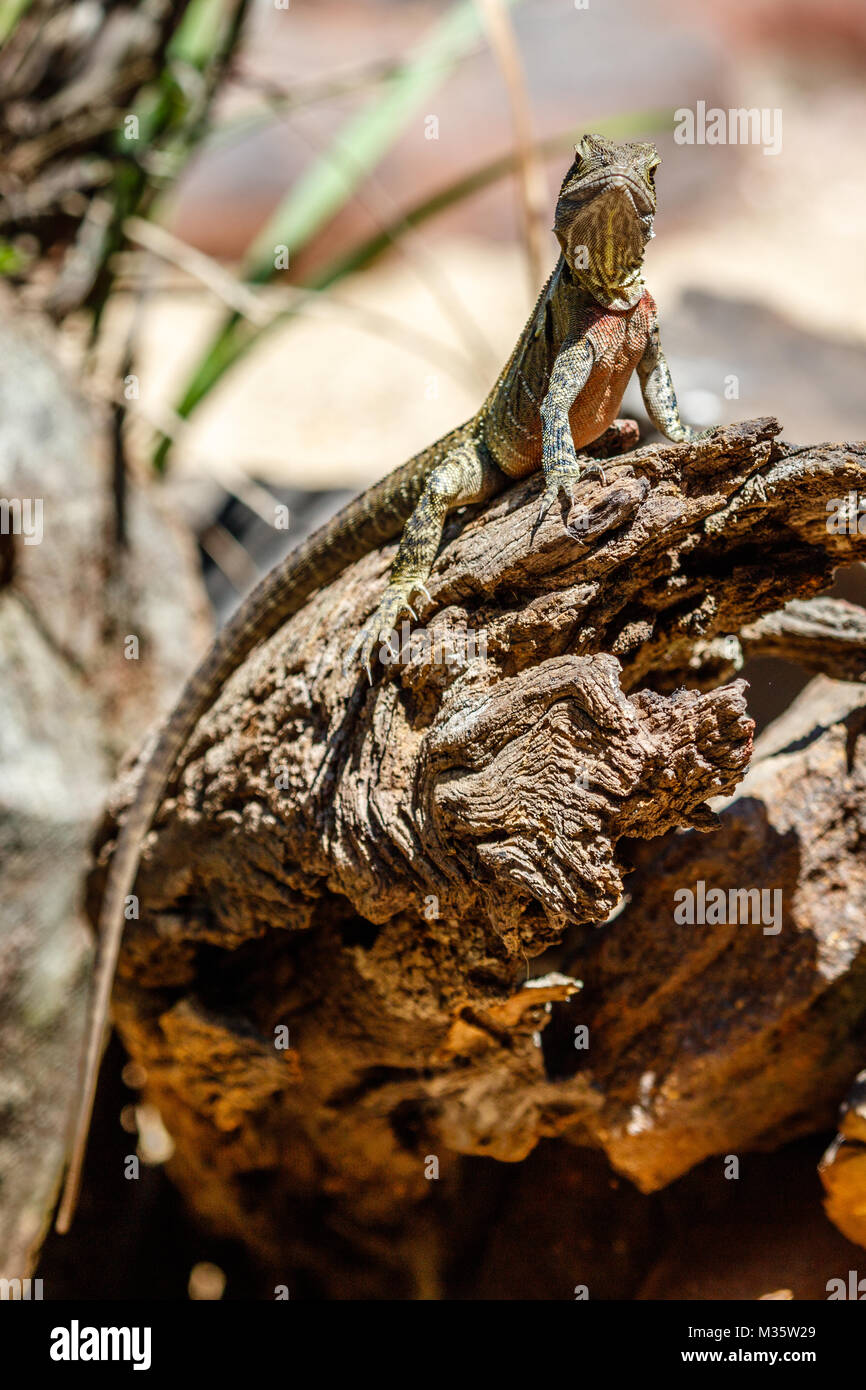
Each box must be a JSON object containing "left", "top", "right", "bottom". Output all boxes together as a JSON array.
[{"left": 562, "top": 167, "right": 654, "bottom": 215}]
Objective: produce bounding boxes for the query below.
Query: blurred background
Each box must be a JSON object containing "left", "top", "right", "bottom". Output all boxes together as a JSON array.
[
  {"left": 8, "top": 0, "right": 866, "bottom": 717},
  {"left": 4, "top": 0, "right": 866, "bottom": 1298},
  {"left": 5, "top": 0, "right": 866, "bottom": 627}
]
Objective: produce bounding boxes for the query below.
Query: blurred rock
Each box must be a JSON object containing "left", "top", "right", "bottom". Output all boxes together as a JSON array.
[{"left": 0, "top": 306, "right": 211, "bottom": 1276}]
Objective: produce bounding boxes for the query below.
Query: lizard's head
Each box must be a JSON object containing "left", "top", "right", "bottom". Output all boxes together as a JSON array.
[{"left": 554, "top": 134, "right": 659, "bottom": 309}]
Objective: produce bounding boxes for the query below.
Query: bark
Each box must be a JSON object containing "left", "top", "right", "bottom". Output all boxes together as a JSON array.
[
  {"left": 564, "top": 672, "right": 866, "bottom": 1191},
  {"left": 95, "top": 418, "right": 866, "bottom": 1291}
]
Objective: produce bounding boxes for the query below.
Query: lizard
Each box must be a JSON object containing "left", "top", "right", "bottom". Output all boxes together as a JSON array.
[{"left": 56, "top": 132, "right": 709, "bottom": 1231}]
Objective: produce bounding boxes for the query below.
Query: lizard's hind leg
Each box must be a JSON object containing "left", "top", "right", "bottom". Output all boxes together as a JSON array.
[{"left": 345, "top": 438, "right": 501, "bottom": 680}]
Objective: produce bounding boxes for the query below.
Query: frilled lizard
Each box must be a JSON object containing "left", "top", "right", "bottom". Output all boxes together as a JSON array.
[{"left": 57, "top": 133, "right": 709, "bottom": 1230}]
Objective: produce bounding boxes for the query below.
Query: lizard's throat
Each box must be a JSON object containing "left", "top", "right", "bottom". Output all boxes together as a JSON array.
[
  {"left": 575, "top": 261, "right": 646, "bottom": 311},
  {"left": 556, "top": 195, "right": 653, "bottom": 310}
]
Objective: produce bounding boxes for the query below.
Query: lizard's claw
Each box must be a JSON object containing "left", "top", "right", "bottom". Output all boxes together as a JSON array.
[
  {"left": 580, "top": 459, "right": 607, "bottom": 486},
  {"left": 343, "top": 584, "right": 415, "bottom": 682},
  {"left": 536, "top": 461, "right": 598, "bottom": 533}
]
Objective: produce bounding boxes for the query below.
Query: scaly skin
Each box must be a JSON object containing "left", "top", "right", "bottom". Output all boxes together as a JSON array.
[{"left": 57, "top": 134, "right": 708, "bottom": 1231}]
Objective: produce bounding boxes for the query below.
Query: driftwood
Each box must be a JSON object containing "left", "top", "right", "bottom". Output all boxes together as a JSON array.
[{"left": 92, "top": 417, "right": 866, "bottom": 1293}]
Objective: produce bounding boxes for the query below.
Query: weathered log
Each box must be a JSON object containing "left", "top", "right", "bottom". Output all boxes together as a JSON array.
[
  {"left": 562, "top": 673, "right": 866, "bottom": 1192},
  {"left": 741, "top": 596, "right": 866, "bottom": 680},
  {"left": 92, "top": 419, "right": 866, "bottom": 1285}
]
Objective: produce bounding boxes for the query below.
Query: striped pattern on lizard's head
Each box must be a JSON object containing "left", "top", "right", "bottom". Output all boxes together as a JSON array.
[{"left": 554, "top": 133, "right": 659, "bottom": 310}]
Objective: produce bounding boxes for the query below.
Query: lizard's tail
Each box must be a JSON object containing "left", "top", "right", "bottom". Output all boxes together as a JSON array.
[{"left": 55, "top": 446, "right": 439, "bottom": 1232}]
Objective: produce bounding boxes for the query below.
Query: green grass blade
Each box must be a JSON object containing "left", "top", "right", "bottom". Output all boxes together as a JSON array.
[
  {"left": 169, "top": 0, "right": 232, "bottom": 67},
  {"left": 242, "top": 0, "right": 522, "bottom": 283},
  {"left": 0, "top": 0, "right": 32, "bottom": 43}
]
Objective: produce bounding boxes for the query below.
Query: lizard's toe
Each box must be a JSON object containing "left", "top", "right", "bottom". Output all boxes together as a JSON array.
[
  {"left": 344, "top": 622, "right": 378, "bottom": 683},
  {"left": 564, "top": 507, "right": 593, "bottom": 541},
  {"left": 536, "top": 462, "right": 601, "bottom": 537},
  {"left": 536, "top": 481, "right": 560, "bottom": 528},
  {"left": 343, "top": 585, "right": 415, "bottom": 681}
]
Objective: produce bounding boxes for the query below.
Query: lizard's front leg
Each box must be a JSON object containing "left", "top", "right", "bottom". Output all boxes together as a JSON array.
[
  {"left": 346, "top": 440, "right": 502, "bottom": 680},
  {"left": 637, "top": 319, "right": 712, "bottom": 443},
  {"left": 537, "top": 337, "right": 597, "bottom": 531}
]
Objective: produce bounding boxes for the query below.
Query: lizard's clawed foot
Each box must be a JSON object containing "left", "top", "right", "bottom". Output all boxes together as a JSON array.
[
  {"left": 344, "top": 583, "right": 420, "bottom": 682},
  {"left": 536, "top": 460, "right": 604, "bottom": 535}
]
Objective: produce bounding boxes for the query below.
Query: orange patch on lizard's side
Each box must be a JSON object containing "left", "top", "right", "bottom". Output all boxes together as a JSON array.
[{"left": 568, "top": 291, "right": 655, "bottom": 450}]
